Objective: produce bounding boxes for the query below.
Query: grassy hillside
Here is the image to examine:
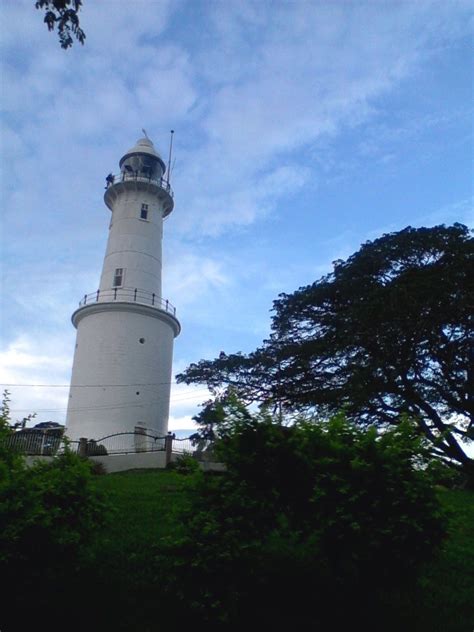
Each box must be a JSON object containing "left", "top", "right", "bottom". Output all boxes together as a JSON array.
[
  {"left": 85, "top": 469, "right": 195, "bottom": 631},
  {"left": 81, "top": 469, "right": 474, "bottom": 631}
]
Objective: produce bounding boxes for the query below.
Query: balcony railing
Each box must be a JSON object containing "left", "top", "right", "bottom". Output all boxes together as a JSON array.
[
  {"left": 105, "top": 172, "right": 173, "bottom": 198},
  {"left": 79, "top": 287, "right": 177, "bottom": 316}
]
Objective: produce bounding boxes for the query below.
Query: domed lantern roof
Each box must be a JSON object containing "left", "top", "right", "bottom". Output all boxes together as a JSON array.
[{"left": 119, "top": 136, "right": 167, "bottom": 178}]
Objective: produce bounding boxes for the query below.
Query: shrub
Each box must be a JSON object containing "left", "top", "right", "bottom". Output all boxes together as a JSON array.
[
  {"left": 0, "top": 392, "right": 109, "bottom": 569},
  {"left": 169, "top": 452, "right": 200, "bottom": 475},
  {"left": 0, "top": 449, "right": 110, "bottom": 568},
  {"left": 155, "top": 412, "right": 448, "bottom": 628},
  {"left": 0, "top": 444, "right": 111, "bottom": 629}
]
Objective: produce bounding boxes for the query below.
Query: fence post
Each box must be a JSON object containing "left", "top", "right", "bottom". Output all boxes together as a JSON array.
[
  {"left": 165, "top": 432, "right": 175, "bottom": 466},
  {"left": 78, "top": 437, "right": 88, "bottom": 457},
  {"left": 40, "top": 432, "right": 47, "bottom": 456},
  {"left": 134, "top": 424, "right": 147, "bottom": 453}
]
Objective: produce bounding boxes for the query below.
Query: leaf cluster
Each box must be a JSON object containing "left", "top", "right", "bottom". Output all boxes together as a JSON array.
[{"left": 35, "top": 0, "right": 85, "bottom": 49}]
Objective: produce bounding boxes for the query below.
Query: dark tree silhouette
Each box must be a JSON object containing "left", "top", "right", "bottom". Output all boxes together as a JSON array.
[
  {"left": 35, "top": 0, "right": 85, "bottom": 49},
  {"left": 178, "top": 224, "right": 474, "bottom": 477}
]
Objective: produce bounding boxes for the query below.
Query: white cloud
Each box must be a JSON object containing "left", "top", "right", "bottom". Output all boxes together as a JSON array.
[
  {"left": 168, "top": 374, "right": 212, "bottom": 431},
  {"left": 0, "top": 336, "right": 69, "bottom": 375},
  {"left": 79, "top": 0, "right": 174, "bottom": 57},
  {"left": 163, "top": 251, "right": 231, "bottom": 306},
  {"left": 0, "top": 335, "right": 73, "bottom": 424},
  {"left": 168, "top": 415, "right": 198, "bottom": 432},
  {"left": 4, "top": 0, "right": 472, "bottom": 242}
]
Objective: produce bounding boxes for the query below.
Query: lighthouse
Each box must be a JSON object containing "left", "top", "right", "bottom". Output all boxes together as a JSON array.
[{"left": 65, "top": 135, "right": 181, "bottom": 441}]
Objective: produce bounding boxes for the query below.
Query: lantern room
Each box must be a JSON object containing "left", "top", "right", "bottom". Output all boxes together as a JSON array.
[{"left": 119, "top": 137, "right": 167, "bottom": 181}]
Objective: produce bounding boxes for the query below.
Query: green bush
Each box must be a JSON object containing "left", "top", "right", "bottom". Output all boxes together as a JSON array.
[
  {"left": 425, "top": 458, "right": 464, "bottom": 489},
  {"left": 0, "top": 419, "right": 111, "bottom": 630},
  {"left": 0, "top": 392, "right": 109, "bottom": 574},
  {"left": 0, "top": 450, "right": 110, "bottom": 569},
  {"left": 155, "top": 413, "right": 448, "bottom": 628},
  {"left": 168, "top": 452, "right": 200, "bottom": 475}
]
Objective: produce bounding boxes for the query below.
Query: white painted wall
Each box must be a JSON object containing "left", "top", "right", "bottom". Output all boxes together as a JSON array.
[
  {"left": 89, "top": 451, "right": 167, "bottom": 473},
  {"left": 66, "top": 304, "right": 178, "bottom": 440},
  {"left": 100, "top": 189, "right": 164, "bottom": 298}
]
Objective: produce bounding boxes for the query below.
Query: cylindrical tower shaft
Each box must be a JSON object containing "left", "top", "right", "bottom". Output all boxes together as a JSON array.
[
  {"left": 65, "top": 136, "right": 180, "bottom": 442},
  {"left": 99, "top": 188, "right": 164, "bottom": 297}
]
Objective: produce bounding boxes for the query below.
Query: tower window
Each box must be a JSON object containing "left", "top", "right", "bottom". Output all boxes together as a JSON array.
[
  {"left": 140, "top": 203, "right": 149, "bottom": 220},
  {"left": 113, "top": 268, "right": 124, "bottom": 287}
]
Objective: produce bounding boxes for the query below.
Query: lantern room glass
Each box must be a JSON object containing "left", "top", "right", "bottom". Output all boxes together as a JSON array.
[{"left": 121, "top": 153, "right": 164, "bottom": 180}]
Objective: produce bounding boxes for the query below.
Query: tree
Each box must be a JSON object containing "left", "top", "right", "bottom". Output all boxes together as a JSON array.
[
  {"left": 177, "top": 224, "right": 474, "bottom": 478},
  {"left": 35, "top": 0, "right": 85, "bottom": 49}
]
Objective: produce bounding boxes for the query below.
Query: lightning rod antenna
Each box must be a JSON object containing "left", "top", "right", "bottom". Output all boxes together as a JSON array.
[
  {"left": 167, "top": 130, "right": 174, "bottom": 185},
  {"left": 170, "top": 157, "right": 177, "bottom": 178}
]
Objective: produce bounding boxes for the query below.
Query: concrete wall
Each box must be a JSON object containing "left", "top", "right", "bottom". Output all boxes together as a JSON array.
[
  {"left": 89, "top": 451, "right": 167, "bottom": 473},
  {"left": 169, "top": 452, "right": 226, "bottom": 472},
  {"left": 24, "top": 452, "right": 224, "bottom": 473},
  {"left": 25, "top": 451, "right": 167, "bottom": 473}
]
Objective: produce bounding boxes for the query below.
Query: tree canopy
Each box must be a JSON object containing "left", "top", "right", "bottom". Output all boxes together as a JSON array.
[
  {"left": 177, "top": 223, "right": 474, "bottom": 476},
  {"left": 35, "top": 0, "right": 85, "bottom": 49}
]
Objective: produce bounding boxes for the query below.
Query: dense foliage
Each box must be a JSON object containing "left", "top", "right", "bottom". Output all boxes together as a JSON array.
[
  {"left": 1, "top": 464, "right": 471, "bottom": 631},
  {"left": 156, "top": 409, "right": 448, "bottom": 628},
  {"left": 0, "top": 391, "right": 464, "bottom": 630},
  {"left": 0, "top": 394, "right": 109, "bottom": 630},
  {"left": 178, "top": 224, "right": 474, "bottom": 479},
  {"left": 0, "top": 451, "right": 109, "bottom": 570}
]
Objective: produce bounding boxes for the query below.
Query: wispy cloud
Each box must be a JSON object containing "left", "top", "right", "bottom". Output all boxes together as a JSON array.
[{"left": 0, "top": 335, "right": 73, "bottom": 422}]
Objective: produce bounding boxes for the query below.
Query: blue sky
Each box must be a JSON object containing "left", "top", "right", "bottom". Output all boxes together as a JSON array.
[{"left": 0, "top": 0, "right": 472, "bottom": 431}]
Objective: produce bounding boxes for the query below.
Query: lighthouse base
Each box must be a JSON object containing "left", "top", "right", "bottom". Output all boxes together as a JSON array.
[{"left": 65, "top": 301, "right": 180, "bottom": 442}]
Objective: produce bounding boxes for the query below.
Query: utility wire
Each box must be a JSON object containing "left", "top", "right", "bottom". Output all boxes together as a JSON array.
[
  {"left": 8, "top": 389, "right": 212, "bottom": 413},
  {"left": 1, "top": 381, "right": 190, "bottom": 388}
]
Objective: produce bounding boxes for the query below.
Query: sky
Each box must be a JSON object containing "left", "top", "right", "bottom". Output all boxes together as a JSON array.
[{"left": 0, "top": 0, "right": 473, "bottom": 433}]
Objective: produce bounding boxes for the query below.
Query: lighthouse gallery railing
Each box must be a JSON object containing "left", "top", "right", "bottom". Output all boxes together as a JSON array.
[
  {"left": 105, "top": 172, "right": 173, "bottom": 198},
  {"left": 79, "top": 287, "right": 177, "bottom": 316}
]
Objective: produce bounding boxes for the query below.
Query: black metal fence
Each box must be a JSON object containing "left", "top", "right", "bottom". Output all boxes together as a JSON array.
[
  {"left": 2, "top": 430, "right": 213, "bottom": 460},
  {"left": 89, "top": 431, "right": 166, "bottom": 455},
  {"left": 172, "top": 436, "right": 213, "bottom": 456},
  {"left": 105, "top": 171, "right": 173, "bottom": 198},
  {"left": 78, "top": 287, "right": 177, "bottom": 316},
  {"left": 2, "top": 429, "right": 64, "bottom": 456}
]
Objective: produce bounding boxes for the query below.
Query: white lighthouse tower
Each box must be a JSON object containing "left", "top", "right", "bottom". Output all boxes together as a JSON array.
[{"left": 65, "top": 135, "right": 180, "bottom": 441}]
